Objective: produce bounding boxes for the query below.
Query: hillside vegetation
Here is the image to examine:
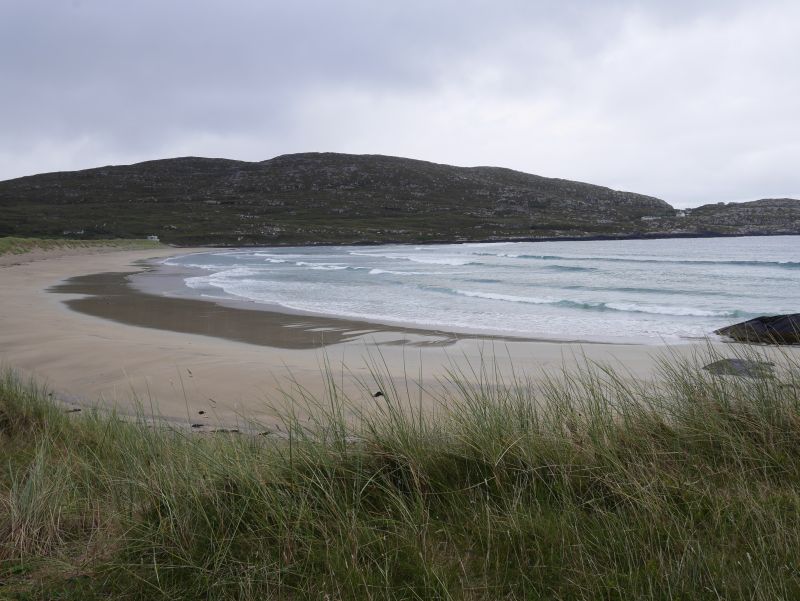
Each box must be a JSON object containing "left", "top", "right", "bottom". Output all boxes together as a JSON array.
[
  {"left": 2, "top": 347, "right": 800, "bottom": 599},
  {"left": 2, "top": 153, "right": 797, "bottom": 245}
]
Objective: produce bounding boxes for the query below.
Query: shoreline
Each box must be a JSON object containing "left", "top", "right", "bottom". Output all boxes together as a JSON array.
[
  {"left": 130, "top": 245, "right": 749, "bottom": 346},
  {"left": 124, "top": 258, "right": 649, "bottom": 346},
  {"left": 2, "top": 245, "right": 796, "bottom": 430},
  {"left": 53, "top": 269, "right": 495, "bottom": 350}
]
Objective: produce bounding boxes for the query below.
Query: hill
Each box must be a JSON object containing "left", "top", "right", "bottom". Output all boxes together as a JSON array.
[{"left": 0, "top": 153, "right": 797, "bottom": 245}]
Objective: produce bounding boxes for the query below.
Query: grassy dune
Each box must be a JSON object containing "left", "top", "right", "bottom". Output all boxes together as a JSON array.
[
  {"left": 1, "top": 348, "right": 800, "bottom": 599},
  {"left": 0, "top": 236, "right": 163, "bottom": 256}
]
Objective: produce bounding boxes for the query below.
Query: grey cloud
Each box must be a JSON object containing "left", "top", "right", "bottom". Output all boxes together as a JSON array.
[{"left": 0, "top": 0, "right": 797, "bottom": 206}]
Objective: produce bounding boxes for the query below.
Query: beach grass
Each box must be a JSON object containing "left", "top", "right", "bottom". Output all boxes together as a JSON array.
[
  {"left": 0, "top": 236, "right": 163, "bottom": 256},
  {"left": 1, "top": 346, "right": 800, "bottom": 599}
]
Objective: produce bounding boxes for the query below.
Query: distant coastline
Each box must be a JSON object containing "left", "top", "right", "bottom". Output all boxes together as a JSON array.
[{"left": 168, "top": 229, "right": 800, "bottom": 249}]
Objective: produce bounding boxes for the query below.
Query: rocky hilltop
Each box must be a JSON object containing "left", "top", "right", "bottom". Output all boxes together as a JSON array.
[{"left": 0, "top": 153, "right": 797, "bottom": 245}]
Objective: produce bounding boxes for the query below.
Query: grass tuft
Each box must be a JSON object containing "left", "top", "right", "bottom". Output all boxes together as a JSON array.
[{"left": 1, "top": 345, "right": 800, "bottom": 599}]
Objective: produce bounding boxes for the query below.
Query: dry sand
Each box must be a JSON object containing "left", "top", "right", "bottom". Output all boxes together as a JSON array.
[{"left": 1, "top": 246, "right": 789, "bottom": 431}]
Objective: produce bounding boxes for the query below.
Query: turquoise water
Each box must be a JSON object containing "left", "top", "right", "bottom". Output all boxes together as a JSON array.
[{"left": 162, "top": 236, "right": 800, "bottom": 343}]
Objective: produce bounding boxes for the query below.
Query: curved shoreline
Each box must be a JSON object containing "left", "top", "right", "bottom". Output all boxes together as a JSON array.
[
  {"left": 120, "top": 257, "right": 637, "bottom": 347},
  {"left": 51, "top": 269, "right": 500, "bottom": 350},
  {"left": 134, "top": 245, "right": 741, "bottom": 346},
  {"left": 3, "top": 246, "right": 795, "bottom": 429}
]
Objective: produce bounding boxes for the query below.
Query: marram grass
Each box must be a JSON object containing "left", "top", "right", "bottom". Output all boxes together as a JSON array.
[
  {"left": 0, "top": 236, "right": 163, "bottom": 256},
  {"left": 1, "top": 345, "right": 800, "bottom": 600}
]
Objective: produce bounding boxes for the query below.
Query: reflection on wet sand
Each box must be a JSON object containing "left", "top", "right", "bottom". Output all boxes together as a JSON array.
[{"left": 50, "top": 271, "right": 489, "bottom": 350}]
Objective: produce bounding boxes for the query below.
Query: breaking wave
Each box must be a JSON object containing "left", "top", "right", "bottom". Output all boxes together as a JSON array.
[
  {"left": 450, "top": 289, "right": 741, "bottom": 317},
  {"left": 159, "top": 236, "right": 798, "bottom": 342}
]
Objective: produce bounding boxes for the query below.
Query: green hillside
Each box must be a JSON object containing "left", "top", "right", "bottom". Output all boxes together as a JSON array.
[{"left": 0, "top": 153, "right": 797, "bottom": 245}]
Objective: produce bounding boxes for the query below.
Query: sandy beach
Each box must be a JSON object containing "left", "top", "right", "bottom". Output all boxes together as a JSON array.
[{"left": 1, "top": 246, "right": 792, "bottom": 431}]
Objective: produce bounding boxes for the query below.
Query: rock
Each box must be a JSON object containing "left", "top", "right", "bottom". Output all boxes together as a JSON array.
[
  {"left": 703, "top": 358, "right": 775, "bottom": 378},
  {"left": 715, "top": 314, "right": 800, "bottom": 345}
]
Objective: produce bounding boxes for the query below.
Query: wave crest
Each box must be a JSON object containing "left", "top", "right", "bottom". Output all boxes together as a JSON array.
[{"left": 451, "top": 289, "right": 740, "bottom": 317}]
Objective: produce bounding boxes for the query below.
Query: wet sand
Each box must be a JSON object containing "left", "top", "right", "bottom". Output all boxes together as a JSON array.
[
  {"left": 52, "top": 270, "right": 527, "bottom": 350},
  {"left": 2, "top": 246, "right": 787, "bottom": 431}
]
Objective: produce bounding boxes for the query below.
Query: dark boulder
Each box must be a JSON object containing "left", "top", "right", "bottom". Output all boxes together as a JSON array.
[{"left": 715, "top": 314, "right": 800, "bottom": 345}]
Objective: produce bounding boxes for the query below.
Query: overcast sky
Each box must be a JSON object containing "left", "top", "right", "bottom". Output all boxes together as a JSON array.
[{"left": 1, "top": 1, "right": 798, "bottom": 207}]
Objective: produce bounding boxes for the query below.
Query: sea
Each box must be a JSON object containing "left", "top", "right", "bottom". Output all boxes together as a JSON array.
[{"left": 159, "top": 236, "right": 800, "bottom": 344}]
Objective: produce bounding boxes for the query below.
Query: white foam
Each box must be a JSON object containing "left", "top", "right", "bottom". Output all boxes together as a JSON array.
[
  {"left": 185, "top": 276, "right": 210, "bottom": 289},
  {"left": 605, "top": 302, "right": 732, "bottom": 317},
  {"left": 295, "top": 261, "right": 350, "bottom": 270},
  {"left": 185, "top": 266, "right": 261, "bottom": 289},
  {"left": 369, "top": 268, "right": 429, "bottom": 276},
  {"left": 349, "top": 251, "right": 472, "bottom": 266},
  {"left": 163, "top": 238, "right": 798, "bottom": 343},
  {"left": 454, "top": 289, "right": 556, "bottom": 305},
  {"left": 252, "top": 252, "right": 306, "bottom": 259}
]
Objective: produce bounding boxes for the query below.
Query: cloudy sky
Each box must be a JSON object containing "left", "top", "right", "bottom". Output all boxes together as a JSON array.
[{"left": 1, "top": 0, "right": 798, "bottom": 207}]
